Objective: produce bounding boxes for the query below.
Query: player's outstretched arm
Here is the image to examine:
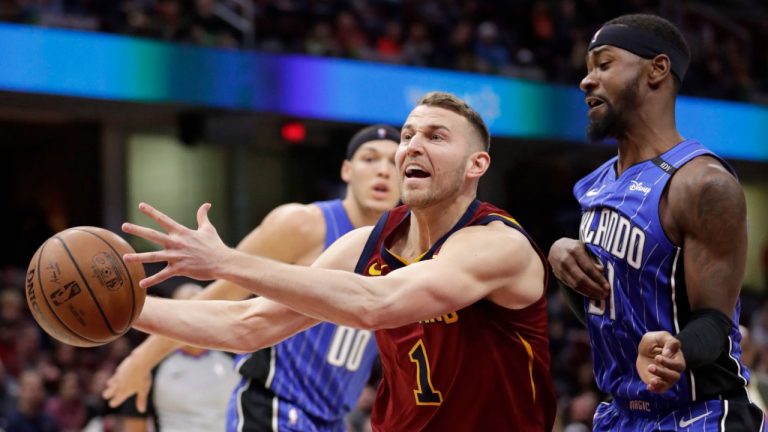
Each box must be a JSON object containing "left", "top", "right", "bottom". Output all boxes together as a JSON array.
[
  {"left": 637, "top": 157, "right": 747, "bottom": 391},
  {"left": 125, "top": 202, "right": 544, "bottom": 329},
  {"left": 548, "top": 238, "right": 610, "bottom": 300},
  {"left": 104, "top": 203, "right": 325, "bottom": 410}
]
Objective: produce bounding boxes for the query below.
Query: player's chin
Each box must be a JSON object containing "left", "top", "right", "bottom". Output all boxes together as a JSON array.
[{"left": 365, "top": 196, "right": 397, "bottom": 212}]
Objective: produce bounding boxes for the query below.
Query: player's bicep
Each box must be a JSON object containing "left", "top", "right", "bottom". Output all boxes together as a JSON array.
[
  {"left": 374, "top": 226, "right": 536, "bottom": 325},
  {"left": 676, "top": 167, "right": 746, "bottom": 313},
  {"left": 435, "top": 225, "right": 544, "bottom": 308}
]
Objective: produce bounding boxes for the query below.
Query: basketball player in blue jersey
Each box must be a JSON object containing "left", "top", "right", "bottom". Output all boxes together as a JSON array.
[
  {"left": 549, "top": 13, "right": 765, "bottom": 431},
  {"left": 103, "top": 124, "right": 401, "bottom": 432}
]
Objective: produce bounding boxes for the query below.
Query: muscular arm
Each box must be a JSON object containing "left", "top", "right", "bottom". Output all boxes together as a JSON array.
[
  {"left": 666, "top": 156, "right": 746, "bottom": 316},
  {"left": 127, "top": 205, "right": 546, "bottom": 330},
  {"left": 637, "top": 157, "right": 747, "bottom": 391}
]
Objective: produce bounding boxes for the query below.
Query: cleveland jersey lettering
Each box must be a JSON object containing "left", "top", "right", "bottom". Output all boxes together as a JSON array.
[{"left": 355, "top": 200, "right": 556, "bottom": 431}]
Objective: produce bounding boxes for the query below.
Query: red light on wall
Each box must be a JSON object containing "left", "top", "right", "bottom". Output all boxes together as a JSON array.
[{"left": 281, "top": 121, "right": 306, "bottom": 143}]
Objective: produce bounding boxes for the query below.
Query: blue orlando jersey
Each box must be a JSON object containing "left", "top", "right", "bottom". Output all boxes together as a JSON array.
[
  {"left": 574, "top": 140, "right": 748, "bottom": 415},
  {"left": 234, "top": 199, "right": 378, "bottom": 424}
]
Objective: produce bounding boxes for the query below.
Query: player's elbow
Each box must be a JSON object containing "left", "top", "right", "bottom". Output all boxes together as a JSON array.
[
  {"left": 346, "top": 295, "right": 393, "bottom": 330},
  {"left": 227, "top": 302, "right": 271, "bottom": 353}
]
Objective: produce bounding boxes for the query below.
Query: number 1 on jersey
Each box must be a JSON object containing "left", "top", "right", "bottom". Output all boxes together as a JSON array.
[
  {"left": 408, "top": 339, "right": 443, "bottom": 405},
  {"left": 587, "top": 261, "right": 616, "bottom": 320}
]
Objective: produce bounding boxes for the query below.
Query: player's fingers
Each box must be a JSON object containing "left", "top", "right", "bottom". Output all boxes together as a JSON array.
[
  {"left": 138, "top": 202, "right": 186, "bottom": 233},
  {"left": 649, "top": 360, "right": 681, "bottom": 382},
  {"left": 136, "top": 389, "right": 148, "bottom": 413},
  {"left": 572, "top": 251, "right": 610, "bottom": 292},
  {"left": 103, "top": 383, "right": 128, "bottom": 408},
  {"left": 138, "top": 268, "right": 173, "bottom": 289},
  {"left": 564, "top": 265, "right": 606, "bottom": 299},
  {"left": 196, "top": 203, "right": 212, "bottom": 229},
  {"left": 101, "top": 380, "right": 115, "bottom": 399},
  {"left": 656, "top": 354, "right": 686, "bottom": 372},
  {"left": 123, "top": 251, "right": 169, "bottom": 265},
  {"left": 122, "top": 222, "right": 169, "bottom": 246},
  {"left": 661, "top": 337, "right": 681, "bottom": 357}
]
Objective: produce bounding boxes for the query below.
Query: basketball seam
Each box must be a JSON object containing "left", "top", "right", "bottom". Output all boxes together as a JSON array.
[
  {"left": 54, "top": 236, "right": 120, "bottom": 336},
  {"left": 72, "top": 228, "right": 137, "bottom": 332},
  {"left": 36, "top": 239, "right": 100, "bottom": 345}
]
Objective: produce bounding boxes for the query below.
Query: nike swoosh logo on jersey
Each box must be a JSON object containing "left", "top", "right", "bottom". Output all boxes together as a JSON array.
[
  {"left": 586, "top": 186, "right": 604, "bottom": 197},
  {"left": 368, "top": 262, "right": 387, "bottom": 276},
  {"left": 678, "top": 411, "right": 711, "bottom": 428}
]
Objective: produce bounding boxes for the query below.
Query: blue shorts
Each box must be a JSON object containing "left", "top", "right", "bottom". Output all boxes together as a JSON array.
[
  {"left": 594, "top": 396, "right": 766, "bottom": 431},
  {"left": 225, "top": 377, "right": 346, "bottom": 432}
]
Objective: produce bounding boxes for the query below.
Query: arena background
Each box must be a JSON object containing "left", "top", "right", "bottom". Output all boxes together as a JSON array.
[{"left": 0, "top": 1, "right": 766, "bottom": 431}]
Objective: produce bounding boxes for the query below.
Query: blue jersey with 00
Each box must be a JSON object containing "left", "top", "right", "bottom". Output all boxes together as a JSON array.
[
  {"left": 574, "top": 140, "right": 748, "bottom": 415},
  {"left": 233, "top": 199, "right": 378, "bottom": 424}
]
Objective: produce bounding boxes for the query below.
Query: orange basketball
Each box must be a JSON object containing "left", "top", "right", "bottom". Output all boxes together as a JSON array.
[{"left": 25, "top": 226, "right": 146, "bottom": 347}]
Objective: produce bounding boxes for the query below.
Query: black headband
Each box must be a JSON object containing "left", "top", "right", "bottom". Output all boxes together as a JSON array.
[
  {"left": 346, "top": 124, "right": 400, "bottom": 159},
  {"left": 588, "top": 24, "right": 689, "bottom": 82}
]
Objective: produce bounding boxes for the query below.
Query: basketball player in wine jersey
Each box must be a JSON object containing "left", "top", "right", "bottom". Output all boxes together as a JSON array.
[{"left": 118, "top": 92, "right": 557, "bottom": 430}]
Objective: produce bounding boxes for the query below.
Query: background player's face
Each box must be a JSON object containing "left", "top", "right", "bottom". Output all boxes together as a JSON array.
[
  {"left": 397, "top": 105, "right": 477, "bottom": 208},
  {"left": 342, "top": 140, "right": 399, "bottom": 213},
  {"left": 581, "top": 46, "right": 645, "bottom": 141}
]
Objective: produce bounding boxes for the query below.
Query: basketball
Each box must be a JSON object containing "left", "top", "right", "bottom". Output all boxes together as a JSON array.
[{"left": 25, "top": 226, "right": 146, "bottom": 347}]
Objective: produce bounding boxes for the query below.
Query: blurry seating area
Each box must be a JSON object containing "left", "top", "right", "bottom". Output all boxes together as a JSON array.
[{"left": 0, "top": 0, "right": 767, "bottom": 104}]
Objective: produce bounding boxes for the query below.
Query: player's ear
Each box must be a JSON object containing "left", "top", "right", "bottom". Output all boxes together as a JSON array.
[
  {"left": 341, "top": 159, "right": 352, "bottom": 183},
  {"left": 648, "top": 54, "right": 672, "bottom": 89},
  {"left": 466, "top": 151, "right": 490, "bottom": 179}
]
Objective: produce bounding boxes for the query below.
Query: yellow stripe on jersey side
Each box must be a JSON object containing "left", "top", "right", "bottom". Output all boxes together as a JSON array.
[{"left": 515, "top": 331, "right": 536, "bottom": 403}]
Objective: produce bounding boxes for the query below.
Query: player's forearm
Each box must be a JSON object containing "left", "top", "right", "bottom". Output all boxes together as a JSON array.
[
  {"left": 216, "top": 250, "right": 386, "bottom": 329},
  {"left": 134, "top": 296, "right": 255, "bottom": 353}
]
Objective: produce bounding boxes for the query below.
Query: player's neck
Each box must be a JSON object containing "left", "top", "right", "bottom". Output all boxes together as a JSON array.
[
  {"left": 396, "top": 194, "right": 476, "bottom": 259},
  {"left": 615, "top": 109, "right": 683, "bottom": 176},
  {"left": 342, "top": 197, "right": 382, "bottom": 228}
]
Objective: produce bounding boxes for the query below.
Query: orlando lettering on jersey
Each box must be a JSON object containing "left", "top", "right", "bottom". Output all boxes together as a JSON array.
[{"left": 573, "top": 140, "right": 749, "bottom": 416}]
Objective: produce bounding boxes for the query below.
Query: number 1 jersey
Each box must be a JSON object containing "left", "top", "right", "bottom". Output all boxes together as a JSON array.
[{"left": 355, "top": 200, "right": 556, "bottom": 431}]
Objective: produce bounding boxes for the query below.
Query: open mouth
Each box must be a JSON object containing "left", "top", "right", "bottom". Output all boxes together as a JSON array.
[
  {"left": 404, "top": 166, "right": 431, "bottom": 179},
  {"left": 373, "top": 184, "right": 390, "bottom": 194},
  {"left": 586, "top": 96, "right": 606, "bottom": 111}
]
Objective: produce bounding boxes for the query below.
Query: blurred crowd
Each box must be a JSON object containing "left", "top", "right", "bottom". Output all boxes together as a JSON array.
[
  {"left": 0, "top": 0, "right": 767, "bottom": 104},
  {"left": 0, "top": 267, "right": 145, "bottom": 431}
]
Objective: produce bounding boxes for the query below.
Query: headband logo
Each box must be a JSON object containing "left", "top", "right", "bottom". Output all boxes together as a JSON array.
[
  {"left": 591, "top": 28, "right": 602, "bottom": 44},
  {"left": 377, "top": 128, "right": 386, "bottom": 139}
]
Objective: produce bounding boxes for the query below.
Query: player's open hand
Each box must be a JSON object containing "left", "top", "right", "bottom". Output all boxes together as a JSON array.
[
  {"left": 636, "top": 331, "right": 686, "bottom": 394},
  {"left": 102, "top": 354, "right": 153, "bottom": 412},
  {"left": 548, "top": 238, "right": 610, "bottom": 299},
  {"left": 122, "top": 202, "right": 232, "bottom": 288}
]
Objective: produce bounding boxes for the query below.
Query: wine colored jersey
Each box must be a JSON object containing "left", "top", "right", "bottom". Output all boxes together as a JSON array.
[{"left": 354, "top": 200, "right": 556, "bottom": 431}]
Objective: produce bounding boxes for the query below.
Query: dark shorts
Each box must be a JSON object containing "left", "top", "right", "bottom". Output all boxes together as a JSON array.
[{"left": 225, "top": 378, "right": 346, "bottom": 432}]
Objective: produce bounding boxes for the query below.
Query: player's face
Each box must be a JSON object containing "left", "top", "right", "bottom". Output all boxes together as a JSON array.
[
  {"left": 397, "top": 105, "right": 478, "bottom": 208},
  {"left": 581, "top": 46, "right": 644, "bottom": 141},
  {"left": 343, "top": 140, "right": 399, "bottom": 213}
]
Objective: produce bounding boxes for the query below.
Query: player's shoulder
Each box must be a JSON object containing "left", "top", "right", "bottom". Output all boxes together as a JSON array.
[
  {"left": 244, "top": 202, "right": 326, "bottom": 250},
  {"left": 443, "top": 222, "right": 534, "bottom": 257},
  {"left": 668, "top": 155, "right": 743, "bottom": 207}
]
